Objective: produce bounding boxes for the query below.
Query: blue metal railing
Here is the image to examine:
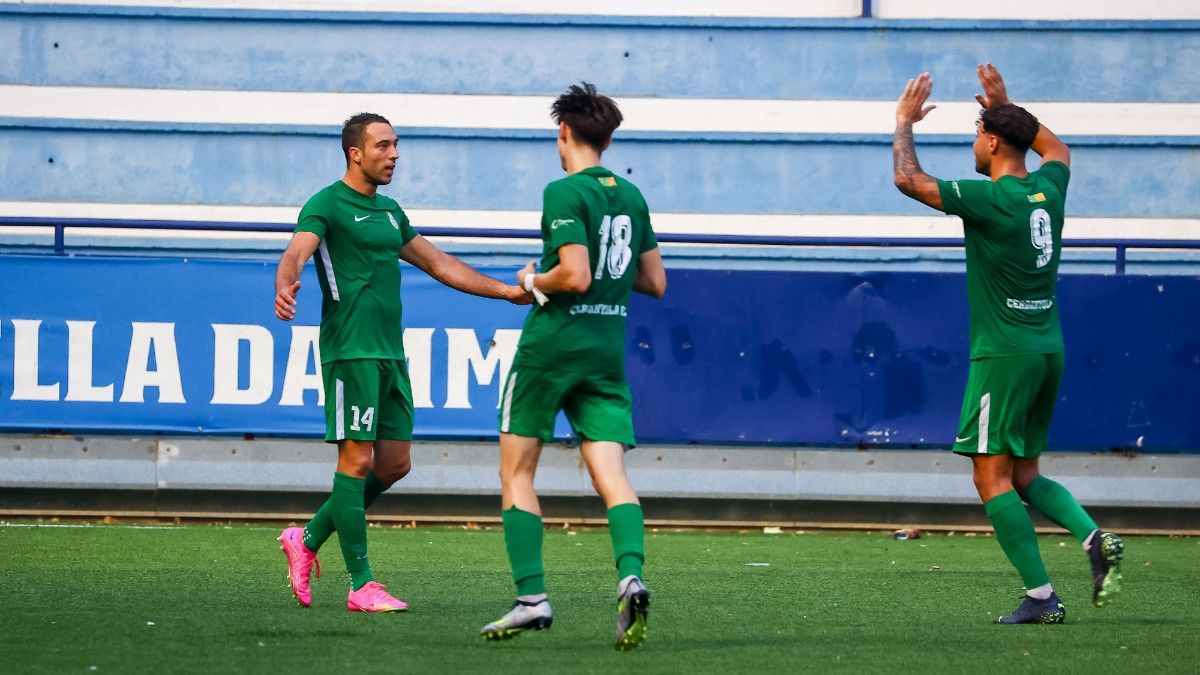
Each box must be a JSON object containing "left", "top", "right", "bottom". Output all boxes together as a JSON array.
[{"left": 2, "top": 216, "right": 1198, "bottom": 275}]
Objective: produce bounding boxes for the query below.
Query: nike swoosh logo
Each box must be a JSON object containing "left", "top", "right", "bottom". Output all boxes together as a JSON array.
[
  {"left": 354, "top": 215, "right": 369, "bottom": 222},
  {"left": 955, "top": 436, "right": 972, "bottom": 443}
]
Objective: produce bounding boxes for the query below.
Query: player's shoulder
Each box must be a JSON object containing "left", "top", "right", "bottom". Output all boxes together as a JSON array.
[
  {"left": 943, "top": 176, "right": 996, "bottom": 200},
  {"left": 543, "top": 174, "right": 590, "bottom": 205},
  {"left": 613, "top": 174, "right": 648, "bottom": 202},
  {"left": 1032, "top": 160, "right": 1070, "bottom": 188},
  {"left": 299, "top": 181, "right": 343, "bottom": 215}
]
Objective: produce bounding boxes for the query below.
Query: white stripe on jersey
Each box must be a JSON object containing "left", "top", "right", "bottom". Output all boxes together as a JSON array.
[{"left": 318, "top": 240, "right": 340, "bottom": 301}]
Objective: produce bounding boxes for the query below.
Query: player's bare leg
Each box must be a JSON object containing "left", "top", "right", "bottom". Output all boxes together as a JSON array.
[
  {"left": 582, "top": 441, "right": 649, "bottom": 650},
  {"left": 482, "top": 434, "right": 552, "bottom": 639}
]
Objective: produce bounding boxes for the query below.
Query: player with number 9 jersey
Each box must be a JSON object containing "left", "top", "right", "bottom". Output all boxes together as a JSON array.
[
  {"left": 938, "top": 161, "right": 1067, "bottom": 360},
  {"left": 892, "top": 65, "right": 1123, "bottom": 626}
]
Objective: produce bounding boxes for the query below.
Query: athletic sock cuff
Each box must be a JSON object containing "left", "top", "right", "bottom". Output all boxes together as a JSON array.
[
  {"left": 333, "top": 472, "right": 366, "bottom": 488},
  {"left": 1023, "top": 474, "right": 1054, "bottom": 499},
  {"left": 984, "top": 490, "right": 1023, "bottom": 518}
]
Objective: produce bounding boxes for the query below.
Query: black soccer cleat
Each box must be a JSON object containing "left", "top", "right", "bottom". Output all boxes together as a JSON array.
[
  {"left": 1087, "top": 530, "right": 1124, "bottom": 607},
  {"left": 996, "top": 592, "right": 1066, "bottom": 625}
]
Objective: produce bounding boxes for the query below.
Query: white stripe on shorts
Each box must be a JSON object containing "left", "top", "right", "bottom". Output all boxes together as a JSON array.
[
  {"left": 977, "top": 392, "right": 991, "bottom": 454},
  {"left": 500, "top": 370, "right": 517, "bottom": 433},
  {"left": 335, "top": 378, "right": 345, "bottom": 440}
]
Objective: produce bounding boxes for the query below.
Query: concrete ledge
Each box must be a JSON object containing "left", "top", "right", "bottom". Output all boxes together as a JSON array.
[{"left": 2, "top": 435, "right": 1197, "bottom": 530}]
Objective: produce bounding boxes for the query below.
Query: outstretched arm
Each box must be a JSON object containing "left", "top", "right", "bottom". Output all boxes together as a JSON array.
[
  {"left": 975, "top": 63, "right": 1069, "bottom": 167},
  {"left": 274, "top": 231, "right": 321, "bottom": 321},
  {"left": 892, "top": 72, "right": 943, "bottom": 210},
  {"left": 400, "top": 235, "right": 531, "bottom": 304}
]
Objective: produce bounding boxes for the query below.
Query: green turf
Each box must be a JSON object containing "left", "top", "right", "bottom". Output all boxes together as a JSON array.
[{"left": 1, "top": 522, "right": 1197, "bottom": 674}]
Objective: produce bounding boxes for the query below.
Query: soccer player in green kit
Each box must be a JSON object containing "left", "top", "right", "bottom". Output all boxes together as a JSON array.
[
  {"left": 274, "top": 113, "right": 530, "bottom": 613},
  {"left": 480, "top": 83, "right": 666, "bottom": 649},
  {"left": 893, "top": 64, "right": 1123, "bottom": 624}
]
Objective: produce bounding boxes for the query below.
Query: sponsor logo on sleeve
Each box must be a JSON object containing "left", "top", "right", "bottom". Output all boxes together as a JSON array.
[
  {"left": 386, "top": 212, "right": 400, "bottom": 229},
  {"left": 550, "top": 218, "right": 576, "bottom": 230}
]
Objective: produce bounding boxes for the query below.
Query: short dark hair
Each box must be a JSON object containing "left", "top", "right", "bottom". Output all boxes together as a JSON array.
[
  {"left": 979, "top": 104, "right": 1039, "bottom": 152},
  {"left": 341, "top": 112, "right": 391, "bottom": 163},
  {"left": 550, "top": 82, "right": 623, "bottom": 152}
]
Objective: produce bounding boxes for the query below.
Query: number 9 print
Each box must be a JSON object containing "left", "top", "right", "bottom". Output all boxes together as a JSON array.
[{"left": 1029, "top": 208, "right": 1053, "bottom": 269}]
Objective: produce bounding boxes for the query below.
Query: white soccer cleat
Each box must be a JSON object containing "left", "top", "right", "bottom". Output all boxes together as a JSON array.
[{"left": 480, "top": 598, "right": 554, "bottom": 640}]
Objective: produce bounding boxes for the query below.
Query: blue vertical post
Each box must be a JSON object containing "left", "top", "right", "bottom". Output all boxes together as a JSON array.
[
  {"left": 1115, "top": 245, "right": 1126, "bottom": 275},
  {"left": 54, "top": 224, "right": 65, "bottom": 255},
  {"left": 861, "top": 0, "right": 872, "bottom": 18}
]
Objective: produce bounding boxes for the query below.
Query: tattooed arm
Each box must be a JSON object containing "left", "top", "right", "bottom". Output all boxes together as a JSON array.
[{"left": 893, "top": 72, "right": 944, "bottom": 210}]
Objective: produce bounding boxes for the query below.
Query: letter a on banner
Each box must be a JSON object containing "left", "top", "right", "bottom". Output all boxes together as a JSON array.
[{"left": 120, "top": 322, "right": 185, "bottom": 403}]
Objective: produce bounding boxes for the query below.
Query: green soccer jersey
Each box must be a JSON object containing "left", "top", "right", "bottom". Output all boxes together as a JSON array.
[
  {"left": 937, "top": 161, "right": 1070, "bottom": 358},
  {"left": 515, "top": 166, "right": 658, "bottom": 373},
  {"left": 295, "top": 180, "right": 419, "bottom": 363}
]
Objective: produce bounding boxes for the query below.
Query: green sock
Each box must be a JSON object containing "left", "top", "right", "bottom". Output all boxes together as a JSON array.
[
  {"left": 1021, "top": 475, "right": 1099, "bottom": 543},
  {"left": 985, "top": 490, "right": 1050, "bottom": 590},
  {"left": 502, "top": 507, "right": 546, "bottom": 596},
  {"left": 303, "top": 471, "right": 390, "bottom": 552},
  {"left": 607, "top": 502, "right": 645, "bottom": 582},
  {"left": 330, "top": 472, "right": 373, "bottom": 590}
]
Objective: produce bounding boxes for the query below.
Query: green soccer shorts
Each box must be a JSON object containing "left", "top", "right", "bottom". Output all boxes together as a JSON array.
[
  {"left": 952, "top": 352, "right": 1064, "bottom": 458},
  {"left": 498, "top": 364, "right": 636, "bottom": 447},
  {"left": 321, "top": 359, "right": 414, "bottom": 443}
]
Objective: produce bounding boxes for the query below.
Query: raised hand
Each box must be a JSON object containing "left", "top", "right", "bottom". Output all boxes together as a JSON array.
[
  {"left": 974, "top": 62, "right": 1011, "bottom": 108},
  {"left": 896, "top": 72, "right": 936, "bottom": 125}
]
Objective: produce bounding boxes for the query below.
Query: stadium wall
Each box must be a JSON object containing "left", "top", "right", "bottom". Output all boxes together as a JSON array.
[
  {"left": 1, "top": 6, "right": 1197, "bottom": 243},
  {"left": 1, "top": 254, "right": 1196, "bottom": 452},
  {"left": 1, "top": 4, "right": 1197, "bottom": 524}
]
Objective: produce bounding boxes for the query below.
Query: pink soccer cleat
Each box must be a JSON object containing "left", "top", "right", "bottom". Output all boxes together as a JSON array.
[
  {"left": 278, "top": 527, "right": 321, "bottom": 607},
  {"left": 347, "top": 581, "right": 409, "bottom": 613}
]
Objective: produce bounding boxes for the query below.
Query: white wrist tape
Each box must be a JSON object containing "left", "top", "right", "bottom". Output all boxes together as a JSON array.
[{"left": 524, "top": 273, "right": 549, "bottom": 306}]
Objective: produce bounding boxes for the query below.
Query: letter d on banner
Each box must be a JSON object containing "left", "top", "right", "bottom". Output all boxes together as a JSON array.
[{"left": 211, "top": 324, "right": 274, "bottom": 404}]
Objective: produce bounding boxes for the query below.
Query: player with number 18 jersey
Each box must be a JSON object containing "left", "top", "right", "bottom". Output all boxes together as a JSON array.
[
  {"left": 502, "top": 168, "right": 658, "bottom": 445},
  {"left": 483, "top": 83, "right": 665, "bottom": 650}
]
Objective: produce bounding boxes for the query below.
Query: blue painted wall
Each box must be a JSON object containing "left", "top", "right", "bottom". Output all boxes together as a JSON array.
[
  {"left": 2, "top": 8, "right": 1197, "bottom": 101},
  {"left": 1, "top": 125, "right": 1195, "bottom": 218}
]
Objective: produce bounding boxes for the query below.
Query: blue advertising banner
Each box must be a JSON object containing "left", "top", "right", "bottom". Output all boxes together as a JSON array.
[
  {"left": 0, "top": 255, "right": 1197, "bottom": 451},
  {"left": 0, "top": 255, "right": 529, "bottom": 438}
]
